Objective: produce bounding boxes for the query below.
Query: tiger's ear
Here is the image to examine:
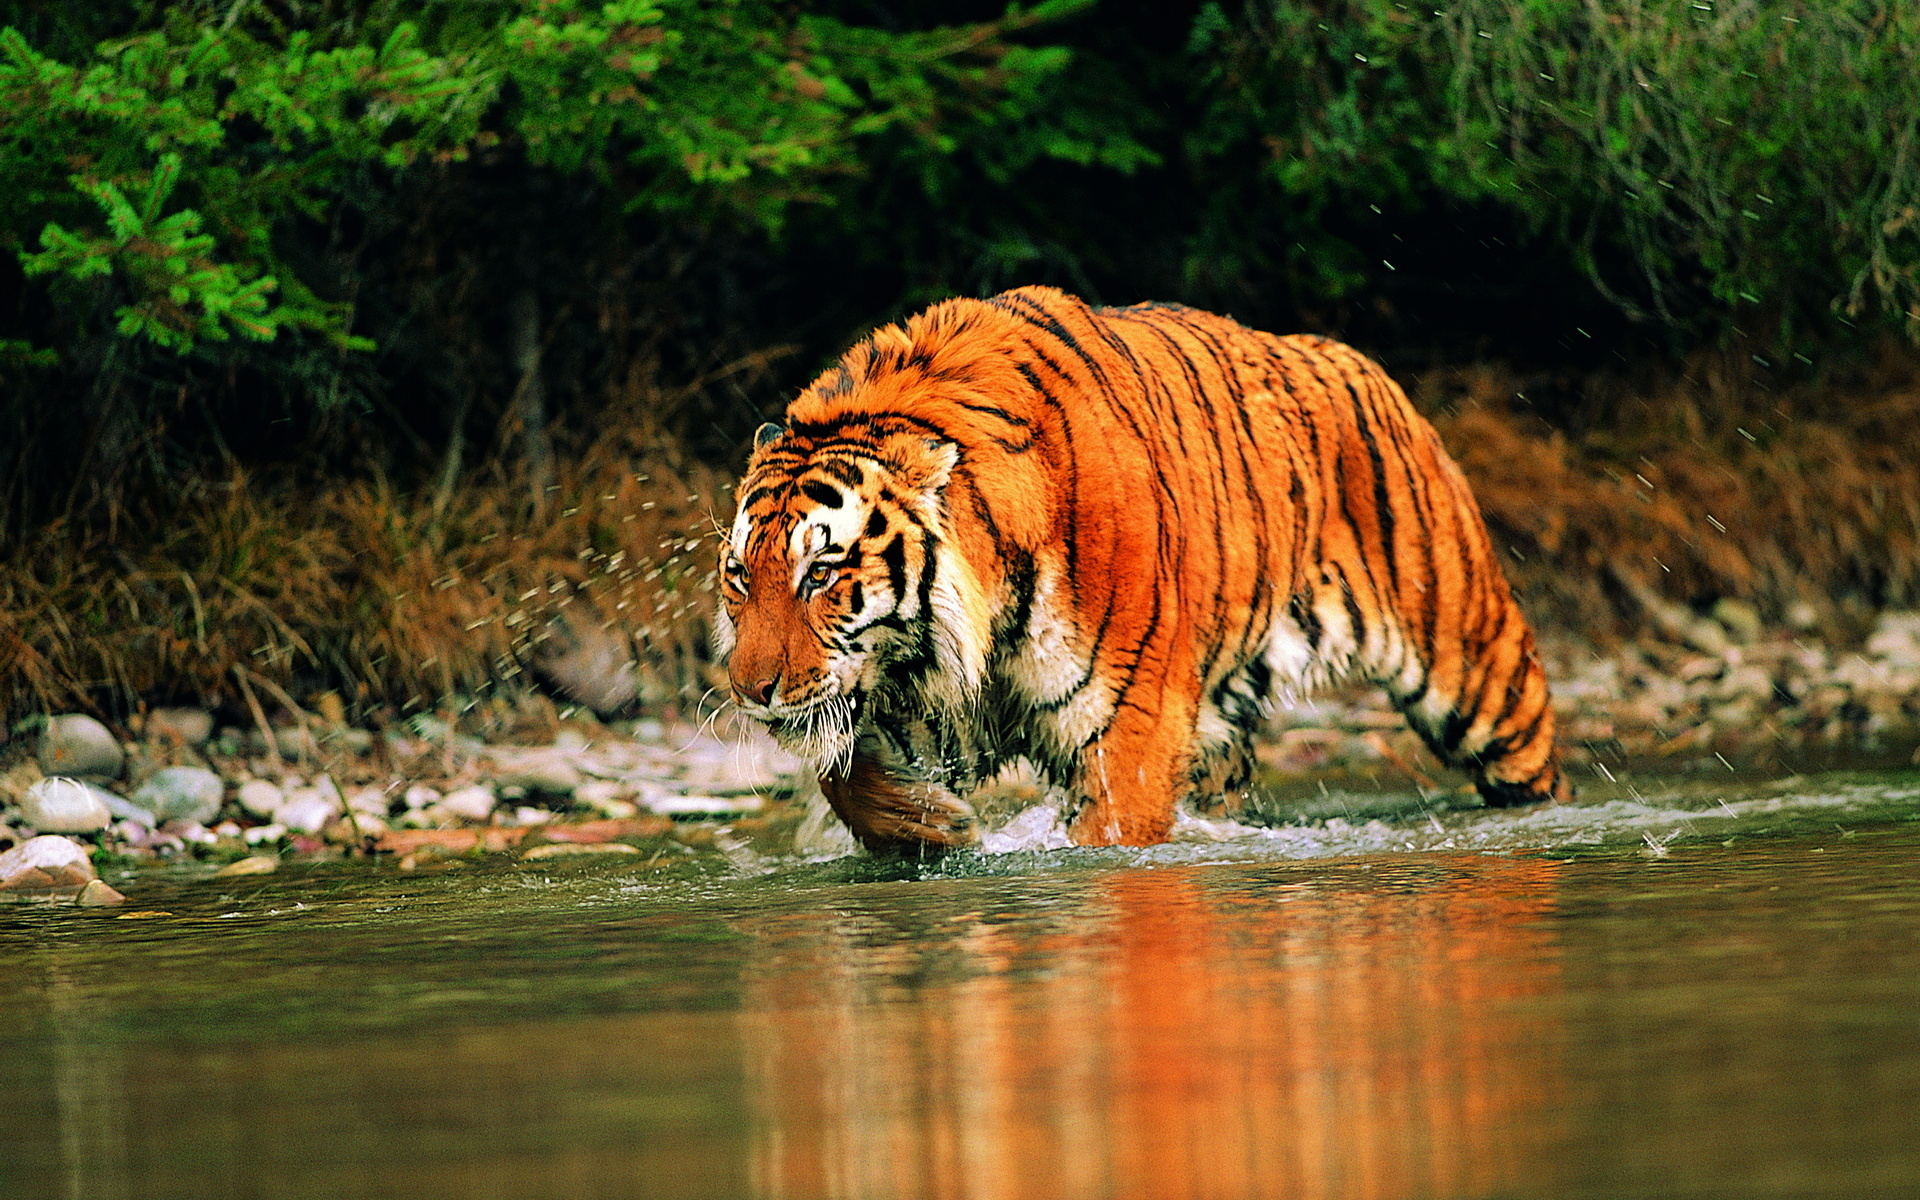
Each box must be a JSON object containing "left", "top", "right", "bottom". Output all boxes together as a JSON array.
[
  {"left": 900, "top": 437, "right": 960, "bottom": 493},
  {"left": 753, "top": 422, "right": 784, "bottom": 450}
]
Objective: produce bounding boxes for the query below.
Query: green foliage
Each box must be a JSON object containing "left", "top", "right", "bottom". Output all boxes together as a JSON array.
[
  {"left": 1188, "top": 0, "right": 1920, "bottom": 344},
  {"left": 0, "top": 0, "right": 1108, "bottom": 356}
]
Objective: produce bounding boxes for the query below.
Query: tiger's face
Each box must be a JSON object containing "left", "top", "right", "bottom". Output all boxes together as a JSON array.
[{"left": 716, "top": 424, "right": 965, "bottom": 768}]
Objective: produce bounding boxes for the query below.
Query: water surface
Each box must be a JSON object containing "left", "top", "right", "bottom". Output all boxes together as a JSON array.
[{"left": 4, "top": 772, "right": 1918, "bottom": 1199}]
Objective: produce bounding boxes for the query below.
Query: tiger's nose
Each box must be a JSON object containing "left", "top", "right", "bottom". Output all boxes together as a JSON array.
[{"left": 739, "top": 676, "right": 778, "bottom": 706}]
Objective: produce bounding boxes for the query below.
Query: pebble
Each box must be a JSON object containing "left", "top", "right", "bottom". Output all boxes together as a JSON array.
[
  {"left": 97, "top": 785, "right": 158, "bottom": 828},
  {"left": 37, "top": 714, "right": 125, "bottom": 779},
  {"left": 435, "top": 785, "right": 497, "bottom": 823},
  {"left": 214, "top": 854, "right": 280, "bottom": 877},
  {"left": 345, "top": 787, "right": 391, "bottom": 817},
  {"left": 18, "top": 777, "right": 113, "bottom": 833},
  {"left": 132, "top": 766, "right": 224, "bottom": 824},
  {"left": 645, "top": 793, "right": 764, "bottom": 816},
  {"left": 243, "top": 823, "right": 288, "bottom": 846},
  {"left": 277, "top": 788, "right": 342, "bottom": 835},
  {"left": 0, "top": 835, "right": 98, "bottom": 891},
  {"left": 237, "top": 779, "right": 285, "bottom": 818},
  {"left": 76, "top": 878, "right": 127, "bottom": 906},
  {"left": 521, "top": 841, "right": 641, "bottom": 860},
  {"left": 146, "top": 707, "right": 214, "bottom": 746}
]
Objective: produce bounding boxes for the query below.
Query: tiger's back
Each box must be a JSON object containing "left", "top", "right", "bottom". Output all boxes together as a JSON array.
[{"left": 718, "top": 286, "right": 1568, "bottom": 853}]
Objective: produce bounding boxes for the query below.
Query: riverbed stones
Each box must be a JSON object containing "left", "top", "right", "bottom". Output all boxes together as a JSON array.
[
  {"left": 18, "top": 777, "right": 113, "bottom": 833},
  {"left": 0, "top": 835, "right": 97, "bottom": 891},
  {"left": 132, "top": 766, "right": 224, "bottom": 824},
  {"left": 37, "top": 714, "right": 124, "bottom": 779}
]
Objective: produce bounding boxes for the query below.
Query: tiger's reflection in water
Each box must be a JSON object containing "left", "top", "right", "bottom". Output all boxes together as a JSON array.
[{"left": 735, "top": 856, "right": 1567, "bottom": 1200}]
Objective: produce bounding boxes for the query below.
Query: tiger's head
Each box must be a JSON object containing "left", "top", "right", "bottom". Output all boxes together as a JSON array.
[{"left": 715, "top": 416, "right": 989, "bottom": 770}]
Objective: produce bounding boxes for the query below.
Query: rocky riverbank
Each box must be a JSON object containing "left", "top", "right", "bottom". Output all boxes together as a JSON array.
[{"left": 3, "top": 610, "right": 1918, "bottom": 896}]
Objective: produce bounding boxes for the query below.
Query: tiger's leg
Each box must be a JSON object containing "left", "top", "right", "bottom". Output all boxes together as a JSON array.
[
  {"left": 1299, "top": 567, "right": 1569, "bottom": 809},
  {"left": 1355, "top": 578, "right": 1570, "bottom": 808},
  {"left": 819, "top": 750, "right": 978, "bottom": 857},
  {"left": 1063, "top": 697, "right": 1193, "bottom": 846},
  {"left": 1414, "top": 623, "right": 1572, "bottom": 808}
]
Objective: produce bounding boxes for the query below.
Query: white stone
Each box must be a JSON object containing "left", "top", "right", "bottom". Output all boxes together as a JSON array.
[
  {"left": 243, "top": 823, "right": 288, "bottom": 845},
  {"left": 1714, "top": 664, "right": 1777, "bottom": 703},
  {"left": 436, "top": 785, "right": 497, "bottom": 822},
  {"left": 346, "top": 786, "right": 391, "bottom": 817},
  {"left": 0, "top": 835, "right": 97, "bottom": 890},
  {"left": 18, "top": 777, "right": 112, "bottom": 833},
  {"left": 237, "top": 779, "right": 285, "bottom": 818},
  {"left": 37, "top": 714, "right": 125, "bottom": 779},
  {"left": 645, "top": 793, "right": 764, "bottom": 816},
  {"left": 277, "top": 788, "right": 342, "bottom": 835},
  {"left": 1865, "top": 611, "right": 1920, "bottom": 663},
  {"left": 401, "top": 784, "right": 440, "bottom": 811},
  {"left": 132, "top": 766, "right": 224, "bottom": 824}
]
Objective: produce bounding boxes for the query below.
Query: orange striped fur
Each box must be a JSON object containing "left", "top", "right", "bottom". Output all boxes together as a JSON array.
[{"left": 716, "top": 287, "right": 1570, "bottom": 854}]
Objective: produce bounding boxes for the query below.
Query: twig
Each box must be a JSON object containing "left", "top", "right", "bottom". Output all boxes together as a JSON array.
[{"left": 232, "top": 665, "right": 280, "bottom": 770}]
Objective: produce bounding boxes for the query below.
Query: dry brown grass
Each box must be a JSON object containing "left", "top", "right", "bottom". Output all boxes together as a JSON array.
[
  {"left": 5, "top": 342, "right": 1920, "bottom": 726},
  {"left": 1421, "top": 343, "right": 1920, "bottom": 640},
  {"left": 0, "top": 427, "right": 730, "bottom": 727}
]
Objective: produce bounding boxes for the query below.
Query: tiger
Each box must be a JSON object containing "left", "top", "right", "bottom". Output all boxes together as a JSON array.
[{"left": 715, "top": 286, "right": 1571, "bottom": 855}]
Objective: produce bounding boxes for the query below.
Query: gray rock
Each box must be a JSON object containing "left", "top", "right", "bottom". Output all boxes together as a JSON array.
[
  {"left": 37, "top": 714, "right": 125, "bottom": 779},
  {"left": 18, "top": 777, "right": 112, "bottom": 833},
  {"left": 132, "top": 767, "right": 225, "bottom": 824},
  {"left": 530, "top": 606, "right": 641, "bottom": 714},
  {"left": 96, "top": 785, "right": 157, "bottom": 828},
  {"left": 486, "top": 750, "right": 582, "bottom": 797},
  {"left": 0, "top": 835, "right": 97, "bottom": 891},
  {"left": 146, "top": 707, "right": 214, "bottom": 746}
]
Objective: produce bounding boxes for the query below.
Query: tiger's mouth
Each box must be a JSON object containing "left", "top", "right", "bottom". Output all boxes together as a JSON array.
[
  {"left": 762, "top": 690, "right": 861, "bottom": 734},
  {"left": 758, "top": 690, "right": 866, "bottom": 769}
]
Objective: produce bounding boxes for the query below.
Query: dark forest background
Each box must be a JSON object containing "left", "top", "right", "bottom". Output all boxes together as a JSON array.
[{"left": 3, "top": 0, "right": 1918, "bottom": 722}]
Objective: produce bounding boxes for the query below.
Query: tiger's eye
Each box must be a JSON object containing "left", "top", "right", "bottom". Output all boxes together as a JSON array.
[{"left": 806, "top": 562, "right": 833, "bottom": 588}]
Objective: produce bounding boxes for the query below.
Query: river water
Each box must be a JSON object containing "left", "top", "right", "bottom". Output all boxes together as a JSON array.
[{"left": 3, "top": 771, "right": 1918, "bottom": 1200}]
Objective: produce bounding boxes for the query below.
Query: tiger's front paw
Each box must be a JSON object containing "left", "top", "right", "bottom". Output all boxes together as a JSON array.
[{"left": 820, "top": 758, "right": 977, "bottom": 857}]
